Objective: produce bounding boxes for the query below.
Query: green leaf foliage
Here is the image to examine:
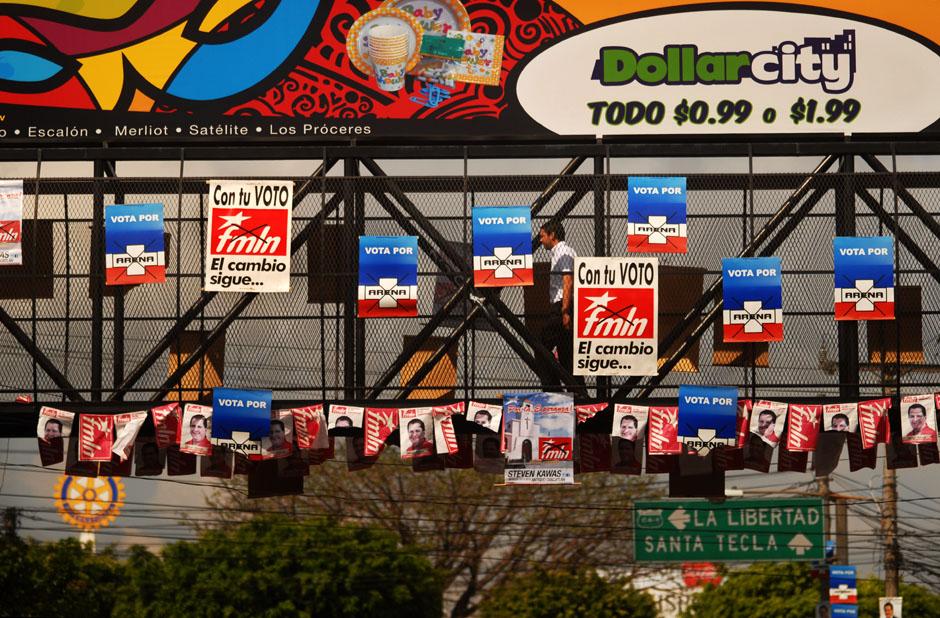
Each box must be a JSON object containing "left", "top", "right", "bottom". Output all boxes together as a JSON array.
[
  {"left": 856, "top": 577, "right": 940, "bottom": 618},
  {"left": 112, "top": 515, "right": 443, "bottom": 618},
  {"left": 478, "top": 569, "right": 658, "bottom": 618},
  {"left": 0, "top": 535, "right": 125, "bottom": 618},
  {"left": 682, "top": 563, "right": 940, "bottom": 618},
  {"left": 681, "top": 562, "right": 820, "bottom": 618}
]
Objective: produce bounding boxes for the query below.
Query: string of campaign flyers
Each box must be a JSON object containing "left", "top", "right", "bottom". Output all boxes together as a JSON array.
[{"left": 33, "top": 387, "right": 940, "bottom": 488}]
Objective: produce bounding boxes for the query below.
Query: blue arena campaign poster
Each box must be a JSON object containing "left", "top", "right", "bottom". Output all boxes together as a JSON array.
[
  {"left": 358, "top": 236, "right": 419, "bottom": 318},
  {"left": 627, "top": 177, "right": 687, "bottom": 253},
  {"left": 104, "top": 203, "right": 165, "bottom": 285},
  {"left": 678, "top": 385, "right": 738, "bottom": 454},
  {"left": 472, "top": 206, "right": 533, "bottom": 287},
  {"left": 834, "top": 237, "right": 894, "bottom": 320},
  {"left": 722, "top": 256, "right": 783, "bottom": 342},
  {"left": 212, "top": 388, "right": 271, "bottom": 450}
]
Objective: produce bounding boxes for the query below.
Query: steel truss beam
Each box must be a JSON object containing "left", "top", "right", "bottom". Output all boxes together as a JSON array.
[
  {"left": 613, "top": 154, "right": 841, "bottom": 398},
  {"left": 360, "top": 156, "right": 587, "bottom": 395},
  {"left": 110, "top": 158, "right": 340, "bottom": 401}
]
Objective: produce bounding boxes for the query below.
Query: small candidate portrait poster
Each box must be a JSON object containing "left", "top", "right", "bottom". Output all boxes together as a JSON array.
[
  {"left": 329, "top": 404, "right": 364, "bottom": 430},
  {"left": 834, "top": 236, "right": 895, "bottom": 320},
  {"left": 879, "top": 597, "right": 902, "bottom": 618},
  {"left": 574, "top": 256, "right": 658, "bottom": 376},
  {"left": 0, "top": 179, "right": 23, "bottom": 265},
  {"left": 611, "top": 404, "right": 649, "bottom": 443},
  {"left": 180, "top": 404, "right": 213, "bottom": 456},
  {"left": 112, "top": 411, "right": 147, "bottom": 462},
  {"left": 468, "top": 401, "right": 502, "bottom": 432},
  {"left": 577, "top": 402, "right": 608, "bottom": 424},
  {"left": 858, "top": 397, "right": 891, "bottom": 449},
  {"left": 364, "top": 407, "right": 399, "bottom": 456},
  {"left": 77, "top": 414, "right": 115, "bottom": 462},
  {"left": 472, "top": 206, "right": 533, "bottom": 287},
  {"left": 358, "top": 236, "right": 418, "bottom": 317},
  {"left": 105, "top": 203, "right": 165, "bottom": 285},
  {"left": 627, "top": 176, "right": 687, "bottom": 253},
  {"left": 722, "top": 257, "right": 783, "bottom": 342},
  {"left": 503, "top": 392, "right": 575, "bottom": 485},
  {"left": 261, "top": 409, "right": 294, "bottom": 459},
  {"left": 647, "top": 406, "right": 681, "bottom": 455},
  {"left": 749, "top": 400, "right": 787, "bottom": 448},
  {"left": 37, "top": 406, "right": 75, "bottom": 442},
  {"left": 901, "top": 394, "right": 937, "bottom": 444},
  {"left": 823, "top": 402, "right": 859, "bottom": 433},
  {"left": 399, "top": 407, "right": 435, "bottom": 460},
  {"left": 134, "top": 438, "right": 165, "bottom": 476},
  {"left": 291, "top": 404, "right": 328, "bottom": 450},
  {"left": 151, "top": 403, "right": 181, "bottom": 448},
  {"left": 433, "top": 403, "right": 462, "bottom": 456},
  {"left": 786, "top": 404, "right": 822, "bottom": 452},
  {"left": 205, "top": 180, "right": 293, "bottom": 292}
]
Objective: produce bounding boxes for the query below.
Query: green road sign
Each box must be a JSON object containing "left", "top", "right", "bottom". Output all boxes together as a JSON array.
[{"left": 634, "top": 498, "right": 825, "bottom": 563}]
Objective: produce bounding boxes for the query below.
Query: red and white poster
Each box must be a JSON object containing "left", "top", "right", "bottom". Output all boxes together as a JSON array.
[
  {"left": 468, "top": 401, "right": 502, "bottom": 432},
  {"left": 329, "top": 404, "right": 364, "bottom": 429},
  {"left": 205, "top": 180, "right": 293, "bottom": 293},
  {"left": 0, "top": 179, "right": 23, "bottom": 266},
  {"left": 823, "top": 402, "right": 859, "bottom": 433},
  {"left": 112, "top": 411, "right": 147, "bottom": 462},
  {"left": 291, "top": 404, "right": 328, "bottom": 450},
  {"left": 574, "top": 257, "right": 658, "bottom": 376},
  {"left": 364, "top": 407, "right": 399, "bottom": 456},
  {"left": 77, "top": 414, "right": 114, "bottom": 462},
  {"left": 151, "top": 403, "right": 181, "bottom": 448},
  {"left": 736, "top": 400, "right": 751, "bottom": 448},
  {"left": 261, "top": 409, "right": 294, "bottom": 459},
  {"left": 180, "top": 403, "right": 213, "bottom": 456},
  {"left": 786, "top": 404, "right": 822, "bottom": 452},
  {"left": 902, "top": 394, "right": 937, "bottom": 445},
  {"left": 577, "top": 402, "right": 608, "bottom": 424},
  {"left": 37, "top": 406, "right": 75, "bottom": 442},
  {"left": 647, "top": 406, "right": 681, "bottom": 455},
  {"left": 433, "top": 403, "right": 463, "bottom": 456},
  {"left": 859, "top": 397, "right": 892, "bottom": 448},
  {"left": 611, "top": 404, "right": 649, "bottom": 442},
  {"left": 749, "top": 400, "right": 787, "bottom": 448},
  {"left": 399, "top": 407, "right": 435, "bottom": 460}
]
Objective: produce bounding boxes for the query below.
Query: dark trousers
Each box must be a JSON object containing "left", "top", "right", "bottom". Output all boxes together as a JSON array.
[{"left": 539, "top": 302, "right": 577, "bottom": 388}]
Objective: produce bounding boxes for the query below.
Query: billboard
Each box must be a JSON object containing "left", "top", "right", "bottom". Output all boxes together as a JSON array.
[{"left": 1, "top": 1, "right": 938, "bottom": 143}]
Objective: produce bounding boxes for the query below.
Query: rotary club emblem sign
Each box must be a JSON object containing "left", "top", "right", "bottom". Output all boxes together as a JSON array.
[{"left": 54, "top": 475, "right": 125, "bottom": 530}]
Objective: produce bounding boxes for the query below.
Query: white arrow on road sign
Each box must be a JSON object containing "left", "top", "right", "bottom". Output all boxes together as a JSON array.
[
  {"left": 668, "top": 507, "right": 690, "bottom": 530},
  {"left": 788, "top": 533, "right": 812, "bottom": 556}
]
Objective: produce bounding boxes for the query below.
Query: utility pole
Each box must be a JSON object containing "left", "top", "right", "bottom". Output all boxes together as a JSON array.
[{"left": 883, "top": 466, "right": 900, "bottom": 596}]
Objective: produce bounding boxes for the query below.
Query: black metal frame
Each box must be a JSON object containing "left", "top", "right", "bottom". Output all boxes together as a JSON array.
[{"left": 2, "top": 139, "right": 940, "bottom": 410}]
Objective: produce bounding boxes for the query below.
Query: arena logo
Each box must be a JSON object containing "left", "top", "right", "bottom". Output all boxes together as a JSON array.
[{"left": 592, "top": 30, "right": 856, "bottom": 93}]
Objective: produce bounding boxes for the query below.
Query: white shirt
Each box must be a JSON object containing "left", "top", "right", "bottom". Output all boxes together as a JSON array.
[{"left": 549, "top": 241, "right": 576, "bottom": 304}]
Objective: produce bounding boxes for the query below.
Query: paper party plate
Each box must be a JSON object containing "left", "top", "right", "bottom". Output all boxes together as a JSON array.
[
  {"left": 379, "top": 0, "right": 472, "bottom": 37},
  {"left": 347, "top": 7, "right": 424, "bottom": 76}
]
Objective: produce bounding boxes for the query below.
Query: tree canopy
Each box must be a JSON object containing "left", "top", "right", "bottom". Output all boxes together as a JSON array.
[
  {"left": 681, "top": 562, "right": 940, "bottom": 618},
  {"left": 479, "top": 568, "right": 658, "bottom": 618},
  {"left": 2, "top": 515, "right": 442, "bottom": 618},
  {"left": 0, "top": 534, "right": 124, "bottom": 618},
  {"left": 113, "top": 515, "right": 443, "bottom": 618}
]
